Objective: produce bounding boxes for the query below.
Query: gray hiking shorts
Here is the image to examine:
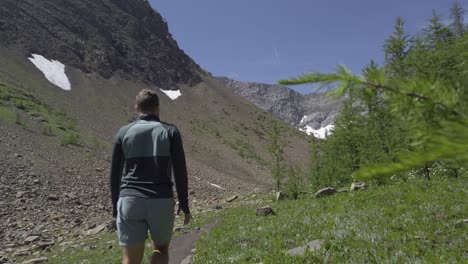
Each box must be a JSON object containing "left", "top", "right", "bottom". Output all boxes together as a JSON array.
[{"left": 117, "top": 197, "right": 175, "bottom": 246}]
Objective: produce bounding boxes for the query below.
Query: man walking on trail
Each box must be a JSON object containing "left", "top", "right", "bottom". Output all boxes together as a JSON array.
[{"left": 110, "top": 89, "right": 191, "bottom": 264}]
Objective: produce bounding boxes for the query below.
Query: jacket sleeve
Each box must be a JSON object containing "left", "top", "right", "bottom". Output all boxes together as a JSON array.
[
  {"left": 110, "top": 132, "right": 124, "bottom": 217},
  {"left": 170, "top": 127, "right": 190, "bottom": 214}
]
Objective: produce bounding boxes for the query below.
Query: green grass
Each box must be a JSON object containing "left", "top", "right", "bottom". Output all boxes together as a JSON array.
[
  {"left": 0, "top": 105, "right": 15, "bottom": 122},
  {"left": 0, "top": 84, "right": 80, "bottom": 142},
  {"left": 194, "top": 178, "right": 468, "bottom": 263}
]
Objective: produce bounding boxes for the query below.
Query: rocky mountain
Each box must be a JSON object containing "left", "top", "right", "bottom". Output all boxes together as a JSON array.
[
  {"left": 0, "top": 0, "right": 201, "bottom": 89},
  {"left": 216, "top": 77, "right": 342, "bottom": 138},
  {"left": 0, "top": 0, "right": 310, "bottom": 258}
]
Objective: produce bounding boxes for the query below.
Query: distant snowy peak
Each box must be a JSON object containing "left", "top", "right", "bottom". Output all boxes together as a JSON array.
[
  {"left": 300, "top": 124, "right": 335, "bottom": 139},
  {"left": 160, "top": 89, "right": 181, "bottom": 100},
  {"left": 28, "top": 54, "right": 71, "bottom": 91}
]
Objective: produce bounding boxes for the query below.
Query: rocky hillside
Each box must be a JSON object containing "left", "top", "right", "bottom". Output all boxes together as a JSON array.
[
  {"left": 216, "top": 77, "right": 342, "bottom": 137},
  {"left": 0, "top": 0, "right": 310, "bottom": 259},
  {"left": 0, "top": 0, "right": 201, "bottom": 89}
]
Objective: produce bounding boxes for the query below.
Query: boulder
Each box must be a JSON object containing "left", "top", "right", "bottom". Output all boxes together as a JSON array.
[
  {"left": 315, "top": 187, "right": 336, "bottom": 198},
  {"left": 256, "top": 206, "right": 274, "bottom": 216},
  {"left": 287, "top": 239, "right": 324, "bottom": 256},
  {"left": 350, "top": 182, "right": 366, "bottom": 191}
]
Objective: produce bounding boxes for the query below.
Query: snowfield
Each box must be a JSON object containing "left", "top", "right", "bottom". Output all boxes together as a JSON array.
[
  {"left": 28, "top": 54, "right": 71, "bottom": 91},
  {"left": 160, "top": 89, "right": 181, "bottom": 100},
  {"left": 300, "top": 124, "right": 334, "bottom": 139}
]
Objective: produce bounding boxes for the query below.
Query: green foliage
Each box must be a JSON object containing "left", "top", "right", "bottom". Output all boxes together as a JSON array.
[
  {"left": 42, "top": 122, "right": 54, "bottom": 136},
  {"left": 15, "top": 111, "right": 25, "bottom": 126},
  {"left": 195, "top": 178, "right": 468, "bottom": 263},
  {"left": 384, "top": 17, "right": 409, "bottom": 76},
  {"left": 284, "top": 164, "right": 304, "bottom": 200},
  {"left": 0, "top": 85, "right": 79, "bottom": 138},
  {"left": 450, "top": 1, "right": 465, "bottom": 37},
  {"left": 281, "top": 6, "right": 468, "bottom": 182},
  {"left": 61, "top": 133, "right": 80, "bottom": 146},
  {"left": 267, "top": 121, "right": 286, "bottom": 192}
]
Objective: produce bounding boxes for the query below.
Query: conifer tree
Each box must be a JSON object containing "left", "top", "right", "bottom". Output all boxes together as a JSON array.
[
  {"left": 267, "top": 121, "right": 286, "bottom": 192},
  {"left": 384, "top": 17, "right": 409, "bottom": 76},
  {"left": 450, "top": 1, "right": 465, "bottom": 37}
]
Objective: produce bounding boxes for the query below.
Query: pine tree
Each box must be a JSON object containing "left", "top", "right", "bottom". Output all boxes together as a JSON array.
[
  {"left": 384, "top": 17, "right": 409, "bottom": 76},
  {"left": 267, "top": 121, "right": 286, "bottom": 192},
  {"left": 425, "top": 11, "right": 453, "bottom": 48},
  {"left": 450, "top": 1, "right": 465, "bottom": 37}
]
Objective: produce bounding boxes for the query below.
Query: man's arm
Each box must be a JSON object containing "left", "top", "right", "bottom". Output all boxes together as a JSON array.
[
  {"left": 110, "top": 134, "right": 124, "bottom": 217},
  {"left": 170, "top": 127, "right": 190, "bottom": 215}
]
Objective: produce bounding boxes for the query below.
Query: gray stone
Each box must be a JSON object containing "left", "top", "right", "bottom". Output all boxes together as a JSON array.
[
  {"left": 14, "top": 249, "right": 31, "bottom": 257},
  {"left": 350, "top": 182, "right": 366, "bottom": 191},
  {"left": 84, "top": 224, "right": 106, "bottom": 236},
  {"left": 37, "top": 241, "right": 55, "bottom": 250},
  {"left": 275, "top": 191, "right": 287, "bottom": 201},
  {"left": 455, "top": 219, "right": 468, "bottom": 228},
  {"left": 180, "top": 255, "right": 192, "bottom": 264},
  {"left": 287, "top": 239, "right": 325, "bottom": 256},
  {"left": 47, "top": 196, "right": 59, "bottom": 201},
  {"left": 256, "top": 206, "right": 274, "bottom": 216},
  {"left": 24, "top": 236, "right": 40, "bottom": 243},
  {"left": 226, "top": 195, "right": 238, "bottom": 203},
  {"left": 21, "top": 257, "right": 48, "bottom": 264},
  {"left": 315, "top": 187, "right": 337, "bottom": 198}
]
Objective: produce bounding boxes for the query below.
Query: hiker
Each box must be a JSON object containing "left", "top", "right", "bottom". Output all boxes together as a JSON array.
[{"left": 110, "top": 89, "right": 191, "bottom": 264}]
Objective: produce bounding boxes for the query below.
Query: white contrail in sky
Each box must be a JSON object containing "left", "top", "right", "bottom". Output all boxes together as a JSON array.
[{"left": 274, "top": 46, "right": 280, "bottom": 60}]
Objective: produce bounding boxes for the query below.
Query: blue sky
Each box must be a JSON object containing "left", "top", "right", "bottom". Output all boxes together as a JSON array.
[{"left": 149, "top": 0, "right": 467, "bottom": 94}]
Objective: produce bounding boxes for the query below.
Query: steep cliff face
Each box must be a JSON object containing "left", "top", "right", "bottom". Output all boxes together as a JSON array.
[
  {"left": 216, "top": 77, "right": 342, "bottom": 131},
  {"left": 0, "top": 0, "right": 202, "bottom": 89}
]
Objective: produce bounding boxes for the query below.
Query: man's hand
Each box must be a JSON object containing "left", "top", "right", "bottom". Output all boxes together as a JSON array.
[{"left": 177, "top": 205, "right": 192, "bottom": 225}]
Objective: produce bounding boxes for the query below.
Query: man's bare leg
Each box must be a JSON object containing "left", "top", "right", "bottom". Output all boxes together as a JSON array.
[
  {"left": 122, "top": 244, "right": 145, "bottom": 264},
  {"left": 150, "top": 242, "right": 170, "bottom": 264}
]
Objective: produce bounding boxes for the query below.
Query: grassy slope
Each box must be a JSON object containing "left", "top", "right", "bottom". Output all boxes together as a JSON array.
[{"left": 194, "top": 178, "right": 468, "bottom": 263}]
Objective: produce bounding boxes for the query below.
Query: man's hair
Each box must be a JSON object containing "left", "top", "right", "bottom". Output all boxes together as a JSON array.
[{"left": 136, "top": 89, "right": 159, "bottom": 113}]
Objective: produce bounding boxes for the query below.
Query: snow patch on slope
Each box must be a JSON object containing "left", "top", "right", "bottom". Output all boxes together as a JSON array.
[
  {"left": 160, "top": 89, "right": 181, "bottom": 100},
  {"left": 28, "top": 54, "right": 71, "bottom": 91},
  {"left": 299, "top": 115, "right": 308, "bottom": 124},
  {"left": 300, "top": 124, "right": 334, "bottom": 139}
]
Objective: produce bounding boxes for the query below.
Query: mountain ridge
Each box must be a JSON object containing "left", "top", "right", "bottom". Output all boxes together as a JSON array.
[{"left": 216, "top": 77, "right": 342, "bottom": 135}]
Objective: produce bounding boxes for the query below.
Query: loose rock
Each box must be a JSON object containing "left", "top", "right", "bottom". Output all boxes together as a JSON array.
[
  {"left": 22, "top": 257, "right": 48, "bottom": 264},
  {"left": 275, "top": 191, "right": 287, "bottom": 201},
  {"left": 14, "top": 249, "right": 31, "bottom": 257},
  {"left": 226, "top": 195, "right": 238, "bottom": 203},
  {"left": 455, "top": 219, "right": 468, "bottom": 228},
  {"left": 256, "top": 206, "right": 274, "bottom": 216},
  {"left": 315, "top": 187, "right": 336, "bottom": 198},
  {"left": 24, "top": 236, "right": 40, "bottom": 244},
  {"left": 84, "top": 224, "right": 107, "bottom": 236},
  {"left": 350, "top": 182, "right": 366, "bottom": 191},
  {"left": 287, "top": 239, "right": 325, "bottom": 256}
]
